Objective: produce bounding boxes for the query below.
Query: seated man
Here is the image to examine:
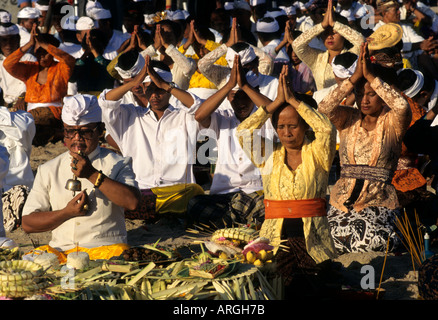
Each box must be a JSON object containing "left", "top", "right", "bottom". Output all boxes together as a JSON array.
[
  {"left": 21, "top": 94, "right": 140, "bottom": 263},
  {"left": 0, "top": 95, "right": 35, "bottom": 233},
  {"left": 187, "top": 54, "right": 274, "bottom": 228},
  {"left": 99, "top": 54, "right": 204, "bottom": 223}
]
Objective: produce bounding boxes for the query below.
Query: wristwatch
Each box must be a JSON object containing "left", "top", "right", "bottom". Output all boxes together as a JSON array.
[{"left": 166, "top": 82, "right": 176, "bottom": 93}]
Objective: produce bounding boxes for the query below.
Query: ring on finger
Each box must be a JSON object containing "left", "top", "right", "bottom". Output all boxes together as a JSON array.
[
  {"left": 72, "top": 166, "right": 77, "bottom": 171},
  {"left": 73, "top": 159, "right": 78, "bottom": 165}
]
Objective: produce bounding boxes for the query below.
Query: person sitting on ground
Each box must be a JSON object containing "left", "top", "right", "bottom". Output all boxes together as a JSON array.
[
  {"left": 98, "top": 54, "right": 204, "bottom": 223},
  {"left": 3, "top": 24, "right": 76, "bottom": 146},
  {"left": 21, "top": 93, "right": 140, "bottom": 264},
  {"left": 237, "top": 64, "right": 338, "bottom": 298},
  {"left": 318, "top": 43, "right": 411, "bottom": 254},
  {"left": 187, "top": 54, "right": 274, "bottom": 229},
  {"left": 0, "top": 19, "right": 35, "bottom": 111},
  {"left": 292, "top": 0, "right": 365, "bottom": 91},
  {"left": 0, "top": 94, "right": 35, "bottom": 234}
]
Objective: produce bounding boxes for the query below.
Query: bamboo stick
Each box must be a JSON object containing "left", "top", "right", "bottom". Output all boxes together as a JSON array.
[{"left": 377, "top": 236, "right": 390, "bottom": 299}]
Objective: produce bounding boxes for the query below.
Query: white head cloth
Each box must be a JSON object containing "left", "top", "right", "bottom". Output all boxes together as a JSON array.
[
  {"left": 87, "top": 7, "right": 112, "bottom": 20},
  {"left": 35, "top": 2, "right": 49, "bottom": 12},
  {"left": 62, "top": 94, "right": 102, "bottom": 126},
  {"left": 76, "top": 16, "right": 97, "bottom": 31},
  {"left": 0, "top": 11, "right": 11, "bottom": 23},
  {"left": 233, "top": 0, "right": 251, "bottom": 11},
  {"left": 265, "top": 9, "right": 287, "bottom": 18},
  {"left": 17, "top": 7, "right": 40, "bottom": 19},
  {"left": 224, "top": 2, "right": 234, "bottom": 10},
  {"left": 285, "top": 6, "right": 297, "bottom": 16},
  {"left": 0, "top": 23, "right": 19, "bottom": 36},
  {"left": 144, "top": 68, "right": 173, "bottom": 83},
  {"left": 144, "top": 14, "right": 156, "bottom": 25},
  {"left": 256, "top": 18, "right": 280, "bottom": 33},
  {"left": 397, "top": 68, "right": 424, "bottom": 98},
  {"left": 225, "top": 45, "right": 257, "bottom": 68},
  {"left": 86, "top": 0, "right": 103, "bottom": 12},
  {"left": 293, "top": 1, "right": 306, "bottom": 10},
  {"left": 331, "top": 56, "right": 358, "bottom": 79},
  {"left": 115, "top": 54, "right": 146, "bottom": 80},
  {"left": 169, "top": 10, "right": 185, "bottom": 21},
  {"left": 182, "top": 10, "right": 190, "bottom": 19},
  {"left": 250, "top": 0, "right": 266, "bottom": 5}
]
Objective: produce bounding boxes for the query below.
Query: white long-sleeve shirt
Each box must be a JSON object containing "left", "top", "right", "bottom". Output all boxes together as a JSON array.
[
  {"left": 0, "top": 107, "right": 35, "bottom": 192},
  {"left": 99, "top": 90, "right": 202, "bottom": 189}
]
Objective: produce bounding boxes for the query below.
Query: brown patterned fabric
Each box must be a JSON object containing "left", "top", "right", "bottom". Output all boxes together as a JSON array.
[{"left": 418, "top": 254, "right": 438, "bottom": 300}]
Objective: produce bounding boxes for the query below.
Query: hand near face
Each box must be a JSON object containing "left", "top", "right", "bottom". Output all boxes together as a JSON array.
[
  {"left": 70, "top": 150, "right": 97, "bottom": 179},
  {"left": 64, "top": 190, "right": 89, "bottom": 217}
]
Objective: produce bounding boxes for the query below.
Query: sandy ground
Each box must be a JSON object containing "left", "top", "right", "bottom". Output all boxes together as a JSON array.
[{"left": 4, "top": 141, "right": 431, "bottom": 300}]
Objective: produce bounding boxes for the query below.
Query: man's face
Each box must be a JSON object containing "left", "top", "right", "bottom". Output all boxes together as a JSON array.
[
  {"left": 383, "top": 6, "right": 401, "bottom": 23},
  {"left": 228, "top": 89, "right": 254, "bottom": 121},
  {"left": 144, "top": 82, "right": 171, "bottom": 111},
  {"left": 63, "top": 123, "right": 100, "bottom": 155},
  {"left": 21, "top": 18, "right": 37, "bottom": 32},
  {"left": 0, "top": 35, "right": 20, "bottom": 56}
]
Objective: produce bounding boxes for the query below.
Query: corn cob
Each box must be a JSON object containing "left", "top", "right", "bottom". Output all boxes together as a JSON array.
[{"left": 211, "top": 227, "right": 258, "bottom": 243}]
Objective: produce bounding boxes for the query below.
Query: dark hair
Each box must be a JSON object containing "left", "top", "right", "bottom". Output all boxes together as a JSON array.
[
  {"left": 272, "top": 101, "right": 310, "bottom": 130},
  {"left": 36, "top": 33, "right": 60, "bottom": 47},
  {"left": 333, "top": 52, "right": 358, "bottom": 69},
  {"left": 156, "top": 20, "right": 182, "bottom": 44},
  {"left": 117, "top": 49, "right": 139, "bottom": 71},
  {"left": 194, "top": 24, "right": 215, "bottom": 42},
  {"left": 229, "top": 41, "right": 260, "bottom": 68},
  {"left": 396, "top": 68, "right": 419, "bottom": 92},
  {"left": 371, "top": 63, "right": 397, "bottom": 85}
]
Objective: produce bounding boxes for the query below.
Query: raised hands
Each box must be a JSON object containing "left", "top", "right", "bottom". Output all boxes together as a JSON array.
[
  {"left": 226, "top": 54, "right": 248, "bottom": 90},
  {"left": 267, "top": 65, "right": 298, "bottom": 113},
  {"left": 225, "top": 18, "right": 242, "bottom": 47},
  {"left": 321, "top": 0, "right": 335, "bottom": 29}
]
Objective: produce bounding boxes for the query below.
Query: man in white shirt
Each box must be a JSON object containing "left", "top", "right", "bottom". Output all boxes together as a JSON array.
[
  {"left": 99, "top": 55, "right": 204, "bottom": 223},
  {"left": 187, "top": 55, "right": 274, "bottom": 228},
  {"left": 256, "top": 16, "right": 290, "bottom": 63},
  {"left": 21, "top": 94, "right": 140, "bottom": 260}
]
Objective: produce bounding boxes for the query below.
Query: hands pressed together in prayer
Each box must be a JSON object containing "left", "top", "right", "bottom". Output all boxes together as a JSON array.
[
  {"left": 267, "top": 65, "right": 300, "bottom": 113},
  {"left": 349, "top": 42, "right": 376, "bottom": 85}
]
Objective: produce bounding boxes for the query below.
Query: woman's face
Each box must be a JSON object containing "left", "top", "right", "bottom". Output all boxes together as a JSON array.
[
  {"left": 322, "top": 28, "right": 345, "bottom": 51},
  {"left": 355, "top": 82, "right": 384, "bottom": 116},
  {"left": 35, "top": 46, "right": 54, "bottom": 68},
  {"left": 275, "top": 105, "right": 307, "bottom": 150}
]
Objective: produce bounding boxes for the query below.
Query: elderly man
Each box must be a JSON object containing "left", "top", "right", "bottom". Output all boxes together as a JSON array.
[
  {"left": 99, "top": 53, "right": 204, "bottom": 223},
  {"left": 21, "top": 94, "right": 140, "bottom": 262}
]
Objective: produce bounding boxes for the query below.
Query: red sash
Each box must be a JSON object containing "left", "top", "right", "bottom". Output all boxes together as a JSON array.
[{"left": 264, "top": 198, "right": 327, "bottom": 219}]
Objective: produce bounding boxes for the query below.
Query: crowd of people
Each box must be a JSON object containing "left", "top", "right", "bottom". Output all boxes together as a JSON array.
[{"left": 1, "top": 0, "right": 438, "bottom": 298}]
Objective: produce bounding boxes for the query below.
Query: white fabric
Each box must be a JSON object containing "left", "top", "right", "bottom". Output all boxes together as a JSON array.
[
  {"left": 62, "top": 94, "right": 102, "bottom": 126},
  {"left": 0, "top": 54, "right": 34, "bottom": 105},
  {"left": 256, "top": 19, "right": 280, "bottom": 33},
  {"left": 17, "top": 7, "right": 40, "bottom": 19},
  {"left": 144, "top": 14, "right": 156, "bottom": 25},
  {"left": 0, "top": 145, "right": 9, "bottom": 237},
  {"left": 335, "top": 1, "right": 368, "bottom": 22},
  {"left": 233, "top": 0, "right": 251, "bottom": 11},
  {"left": 250, "top": 0, "right": 266, "bottom": 5},
  {"left": 27, "top": 102, "right": 62, "bottom": 112},
  {"left": 397, "top": 68, "right": 424, "bottom": 98},
  {"left": 265, "top": 9, "right": 287, "bottom": 18},
  {"left": 99, "top": 89, "right": 202, "bottom": 189},
  {"left": 86, "top": 0, "right": 103, "bottom": 11},
  {"left": 0, "top": 24, "right": 19, "bottom": 36},
  {"left": 260, "top": 38, "right": 290, "bottom": 62},
  {"left": 22, "top": 147, "right": 137, "bottom": 251},
  {"left": 285, "top": 6, "right": 297, "bottom": 16},
  {"left": 115, "top": 54, "right": 145, "bottom": 80},
  {"left": 35, "top": 3, "right": 49, "bottom": 12},
  {"left": 428, "top": 81, "right": 438, "bottom": 127},
  {"left": 87, "top": 7, "right": 112, "bottom": 20},
  {"left": 224, "top": 2, "right": 234, "bottom": 10},
  {"left": 102, "top": 30, "right": 131, "bottom": 60},
  {"left": 59, "top": 42, "right": 83, "bottom": 59},
  {"left": 76, "top": 16, "right": 97, "bottom": 31},
  {"left": 331, "top": 57, "right": 358, "bottom": 78},
  {"left": 225, "top": 46, "right": 257, "bottom": 68},
  {"left": 0, "top": 11, "right": 12, "bottom": 23},
  {"left": 17, "top": 25, "right": 31, "bottom": 47},
  {"left": 0, "top": 107, "right": 35, "bottom": 192},
  {"left": 144, "top": 68, "right": 173, "bottom": 83},
  {"left": 204, "top": 106, "right": 275, "bottom": 194}
]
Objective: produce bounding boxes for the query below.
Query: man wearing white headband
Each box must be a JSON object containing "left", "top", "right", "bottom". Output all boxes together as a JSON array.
[
  {"left": 87, "top": 7, "right": 130, "bottom": 61},
  {"left": 16, "top": 7, "right": 40, "bottom": 47},
  {"left": 22, "top": 93, "right": 140, "bottom": 262},
  {"left": 256, "top": 17, "right": 290, "bottom": 63},
  {"left": 187, "top": 54, "right": 275, "bottom": 229},
  {"left": 199, "top": 26, "right": 278, "bottom": 103},
  {"left": 99, "top": 55, "right": 204, "bottom": 224}
]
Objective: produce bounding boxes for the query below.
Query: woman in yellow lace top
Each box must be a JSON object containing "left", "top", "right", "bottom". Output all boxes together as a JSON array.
[
  {"left": 237, "top": 65, "right": 337, "bottom": 297},
  {"left": 292, "top": 0, "right": 365, "bottom": 91},
  {"left": 318, "top": 43, "right": 411, "bottom": 254}
]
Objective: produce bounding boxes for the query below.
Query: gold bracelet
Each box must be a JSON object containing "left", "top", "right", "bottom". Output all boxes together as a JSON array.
[{"left": 94, "top": 171, "right": 105, "bottom": 188}]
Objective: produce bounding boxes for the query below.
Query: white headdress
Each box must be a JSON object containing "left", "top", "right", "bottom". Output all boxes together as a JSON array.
[{"left": 62, "top": 94, "right": 102, "bottom": 126}]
